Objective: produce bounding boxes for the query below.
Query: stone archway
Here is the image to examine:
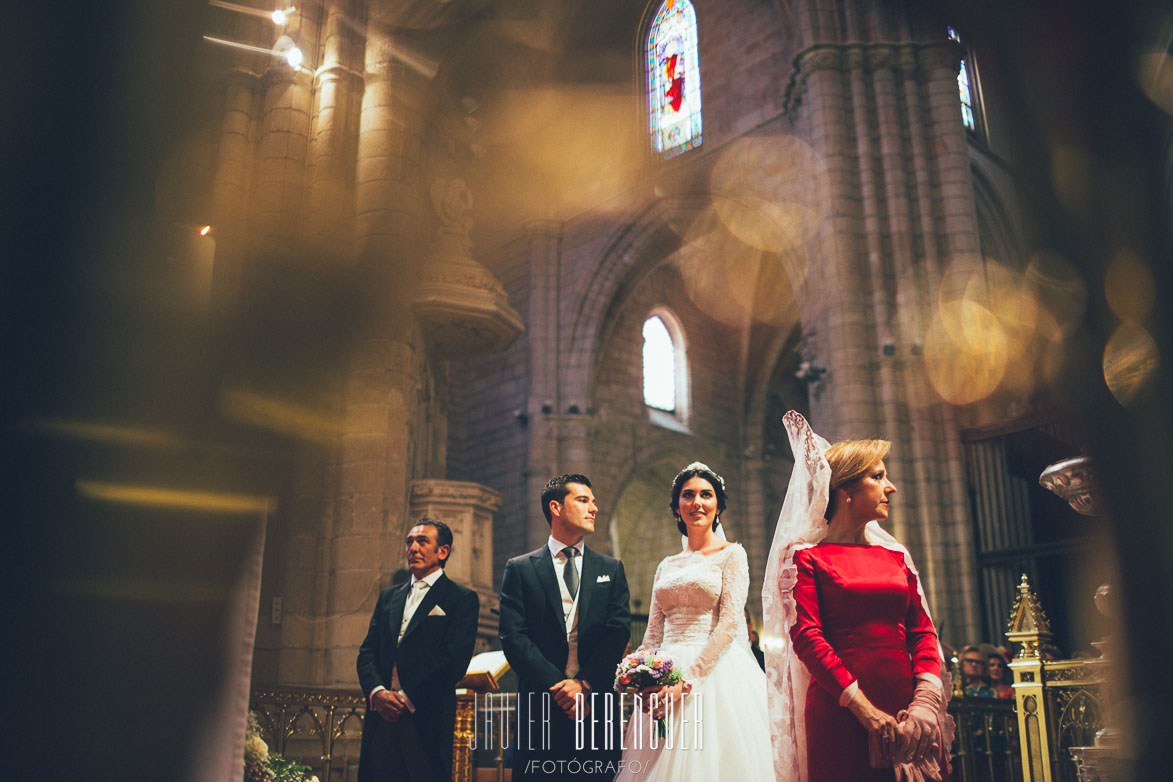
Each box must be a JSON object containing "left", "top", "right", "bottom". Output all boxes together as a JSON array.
[{"left": 609, "top": 451, "right": 696, "bottom": 624}]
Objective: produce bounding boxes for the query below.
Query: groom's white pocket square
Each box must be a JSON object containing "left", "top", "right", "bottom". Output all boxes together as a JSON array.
[
  {"left": 596, "top": 574, "right": 611, "bottom": 583},
  {"left": 427, "top": 605, "right": 446, "bottom": 617}
]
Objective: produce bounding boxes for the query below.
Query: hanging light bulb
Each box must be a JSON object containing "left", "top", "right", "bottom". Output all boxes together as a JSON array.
[
  {"left": 203, "top": 34, "right": 307, "bottom": 73},
  {"left": 272, "top": 6, "right": 296, "bottom": 26}
]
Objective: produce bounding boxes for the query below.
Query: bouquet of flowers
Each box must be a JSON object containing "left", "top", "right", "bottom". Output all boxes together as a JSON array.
[
  {"left": 614, "top": 648, "right": 684, "bottom": 737},
  {"left": 244, "top": 711, "right": 320, "bottom": 782}
]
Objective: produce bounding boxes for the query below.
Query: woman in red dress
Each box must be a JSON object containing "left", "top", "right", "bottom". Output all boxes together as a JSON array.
[{"left": 763, "top": 412, "right": 952, "bottom": 782}]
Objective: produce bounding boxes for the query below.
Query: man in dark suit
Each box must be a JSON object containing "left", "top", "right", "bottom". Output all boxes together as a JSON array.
[
  {"left": 357, "top": 518, "right": 479, "bottom": 782},
  {"left": 499, "top": 474, "right": 631, "bottom": 781}
]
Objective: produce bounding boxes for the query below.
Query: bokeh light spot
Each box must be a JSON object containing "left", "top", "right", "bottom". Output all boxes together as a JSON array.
[
  {"left": 924, "top": 300, "right": 1009, "bottom": 405},
  {"left": 1134, "top": 49, "right": 1173, "bottom": 116},
  {"left": 673, "top": 207, "right": 799, "bottom": 327},
  {"left": 710, "top": 135, "right": 828, "bottom": 255},
  {"left": 1103, "top": 322, "right": 1159, "bottom": 407}
]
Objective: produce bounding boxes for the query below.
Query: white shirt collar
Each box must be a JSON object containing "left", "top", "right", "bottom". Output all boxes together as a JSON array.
[
  {"left": 409, "top": 567, "right": 445, "bottom": 588},
  {"left": 547, "top": 535, "right": 585, "bottom": 559}
]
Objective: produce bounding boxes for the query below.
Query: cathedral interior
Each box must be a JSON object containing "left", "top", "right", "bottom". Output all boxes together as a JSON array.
[{"left": 7, "top": 0, "right": 1173, "bottom": 780}]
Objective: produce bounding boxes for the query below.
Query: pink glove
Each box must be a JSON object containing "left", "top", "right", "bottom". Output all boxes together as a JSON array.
[
  {"left": 895, "top": 677, "right": 944, "bottom": 763},
  {"left": 891, "top": 677, "right": 955, "bottom": 782}
]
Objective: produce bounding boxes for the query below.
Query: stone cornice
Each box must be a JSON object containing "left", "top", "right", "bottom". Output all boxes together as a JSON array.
[
  {"left": 410, "top": 479, "right": 504, "bottom": 511},
  {"left": 220, "top": 65, "right": 263, "bottom": 87},
  {"left": 782, "top": 40, "right": 963, "bottom": 116},
  {"left": 314, "top": 63, "right": 365, "bottom": 88}
]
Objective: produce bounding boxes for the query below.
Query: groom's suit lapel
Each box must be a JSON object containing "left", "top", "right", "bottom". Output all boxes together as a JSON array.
[
  {"left": 401, "top": 573, "right": 447, "bottom": 642},
  {"left": 577, "top": 547, "right": 596, "bottom": 631},
  {"left": 386, "top": 581, "right": 410, "bottom": 651},
  {"left": 530, "top": 547, "right": 564, "bottom": 627}
]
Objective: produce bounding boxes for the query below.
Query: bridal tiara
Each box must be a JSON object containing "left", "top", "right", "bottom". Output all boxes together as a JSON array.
[{"left": 677, "top": 461, "right": 727, "bottom": 492}]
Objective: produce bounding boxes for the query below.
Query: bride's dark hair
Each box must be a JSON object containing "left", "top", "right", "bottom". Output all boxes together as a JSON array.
[{"left": 669, "top": 462, "right": 728, "bottom": 534}]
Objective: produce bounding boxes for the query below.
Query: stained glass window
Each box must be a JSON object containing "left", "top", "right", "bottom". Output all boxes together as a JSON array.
[
  {"left": 647, "top": 0, "right": 702, "bottom": 159},
  {"left": 643, "top": 315, "right": 676, "bottom": 411},
  {"left": 948, "top": 27, "right": 976, "bottom": 131}
]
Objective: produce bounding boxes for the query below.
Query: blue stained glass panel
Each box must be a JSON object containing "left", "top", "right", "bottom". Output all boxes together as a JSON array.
[
  {"left": 948, "top": 28, "right": 976, "bottom": 132},
  {"left": 958, "top": 59, "right": 975, "bottom": 131},
  {"left": 647, "top": 0, "right": 702, "bottom": 159}
]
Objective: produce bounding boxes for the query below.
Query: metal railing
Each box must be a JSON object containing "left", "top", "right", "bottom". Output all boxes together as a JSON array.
[
  {"left": 248, "top": 576, "right": 1101, "bottom": 782},
  {"left": 1005, "top": 575, "right": 1103, "bottom": 782},
  {"left": 250, "top": 687, "right": 366, "bottom": 782},
  {"left": 950, "top": 696, "right": 1022, "bottom": 782}
]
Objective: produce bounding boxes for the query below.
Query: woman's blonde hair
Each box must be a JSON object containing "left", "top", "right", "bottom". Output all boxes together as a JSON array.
[{"left": 824, "top": 439, "right": 891, "bottom": 519}]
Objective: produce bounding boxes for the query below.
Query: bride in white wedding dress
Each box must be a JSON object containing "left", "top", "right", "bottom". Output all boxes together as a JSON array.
[{"left": 616, "top": 463, "right": 774, "bottom": 782}]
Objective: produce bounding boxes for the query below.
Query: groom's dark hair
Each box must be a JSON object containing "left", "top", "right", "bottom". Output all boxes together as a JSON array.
[
  {"left": 410, "top": 517, "right": 453, "bottom": 565},
  {"left": 541, "top": 474, "right": 592, "bottom": 524}
]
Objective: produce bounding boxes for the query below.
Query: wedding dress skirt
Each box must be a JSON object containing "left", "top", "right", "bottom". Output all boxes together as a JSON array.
[{"left": 616, "top": 545, "right": 774, "bottom": 782}]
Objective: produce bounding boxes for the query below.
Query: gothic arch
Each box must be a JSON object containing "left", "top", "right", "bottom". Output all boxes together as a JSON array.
[{"left": 561, "top": 195, "right": 711, "bottom": 410}]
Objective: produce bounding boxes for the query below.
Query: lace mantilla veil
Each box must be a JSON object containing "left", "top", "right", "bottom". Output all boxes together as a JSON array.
[{"left": 762, "top": 412, "right": 952, "bottom": 782}]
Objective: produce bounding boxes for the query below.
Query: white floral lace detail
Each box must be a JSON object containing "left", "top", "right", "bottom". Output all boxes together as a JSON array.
[{"left": 639, "top": 544, "right": 750, "bottom": 684}]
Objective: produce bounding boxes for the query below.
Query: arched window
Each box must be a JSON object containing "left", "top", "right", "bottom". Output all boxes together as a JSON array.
[
  {"left": 647, "top": 0, "right": 702, "bottom": 159},
  {"left": 642, "top": 311, "right": 689, "bottom": 427},
  {"left": 948, "top": 26, "right": 980, "bottom": 135}
]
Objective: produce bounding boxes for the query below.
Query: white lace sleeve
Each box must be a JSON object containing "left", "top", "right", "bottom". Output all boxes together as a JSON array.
[
  {"left": 640, "top": 559, "right": 665, "bottom": 649},
  {"left": 684, "top": 544, "right": 748, "bottom": 684}
]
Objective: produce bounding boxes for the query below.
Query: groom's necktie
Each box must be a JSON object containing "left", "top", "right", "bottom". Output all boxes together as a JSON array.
[
  {"left": 398, "top": 580, "right": 429, "bottom": 641},
  {"left": 561, "top": 547, "right": 580, "bottom": 597}
]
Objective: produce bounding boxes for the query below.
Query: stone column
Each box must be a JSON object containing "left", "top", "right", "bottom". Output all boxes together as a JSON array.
[
  {"left": 304, "top": 0, "right": 363, "bottom": 260},
  {"left": 209, "top": 66, "right": 261, "bottom": 308},
  {"left": 782, "top": 25, "right": 982, "bottom": 639},
  {"left": 253, "top": 66, "right": 313, "bottom": 255},
  {"left": 315, "top": 17, "right": 432, "bottom": 688},
  {"left": 355, "top": 27, "right": 426, "bottom": 267},
  {"left": 524, "top": 220, "right": 564, "bottom": 550}
]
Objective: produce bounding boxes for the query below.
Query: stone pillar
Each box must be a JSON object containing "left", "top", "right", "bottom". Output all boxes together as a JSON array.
[
  {"left": 524, "top": 220, "right": 564, "bottom": 550},
  {"left": 253, "top": 66, "right": 313, "bottom": 255},
  {"left": 355, "top": 27, "right": 426, "bottom": 267},
  {"left": 304, "top": 0, "right": 363, "bottom": 260},
  {"left": 410, "top": 479, "right": 503, "bottom": 649},
  {"left": 781, "top": 30, "right": 981, "bottom": 640},
  {"left": 313, "top": 17, "right": 433, "bottom": 688},
  {"left": 209, "top": 67, "right": 261, "bottom": 308}
]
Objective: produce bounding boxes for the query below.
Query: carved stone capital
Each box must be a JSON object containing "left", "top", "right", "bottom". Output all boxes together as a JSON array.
[
  {"left": 784, "top": 40, "right": 963, "bottom": 115},
  {"left": 412, "top": 178, "right": 523, "bottom": 356},
  {"left": 412, "top": 256, "right": 524, "bottom": 357},
  {"left": 865, "top": 45, "right": 897, "bottom": 72},
  {"left": 918, "top": 41, "right": 964, "bottom": 72},
  {"left": 797, "top": 45, "right": 845, "bottom": 77},
  {"left": 313, "top": 63, "right": 365, "bottom": 89}
]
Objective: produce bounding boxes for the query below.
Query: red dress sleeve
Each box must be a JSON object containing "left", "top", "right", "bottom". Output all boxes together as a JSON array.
[
  {"left": 904, "top": 564, "right": 942, "bottom": 679},
  {"left": 789, "top": 548, "right": 857, "bottom": 697}
]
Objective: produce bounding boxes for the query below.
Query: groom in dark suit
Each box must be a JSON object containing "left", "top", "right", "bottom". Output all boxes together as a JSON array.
[
  {"left": 499, "top": 474, "right": 631, "bottom": 781},
  {"left": 357, "top": 518, "right": 479, "bottom": 782}
]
